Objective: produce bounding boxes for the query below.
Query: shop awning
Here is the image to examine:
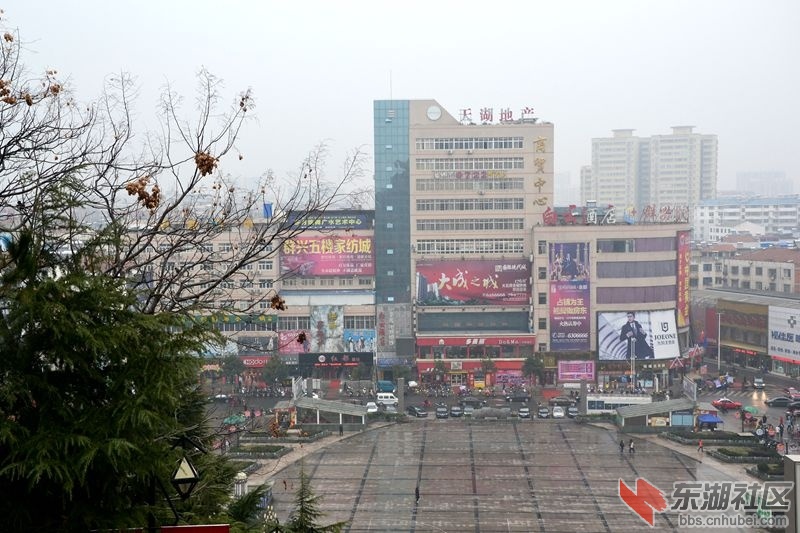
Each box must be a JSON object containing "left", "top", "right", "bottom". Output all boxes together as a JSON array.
[{"left": 698, "top": 414, "right": 724, "bottom": 424}]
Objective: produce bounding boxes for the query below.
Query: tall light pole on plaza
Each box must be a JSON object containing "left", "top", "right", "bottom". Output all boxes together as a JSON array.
[
  {"left": 631, "top": 337, "right": 636, "bottom": 389},
  {"left": 717, "top": 311, "right": 722, "bottom": 374}
]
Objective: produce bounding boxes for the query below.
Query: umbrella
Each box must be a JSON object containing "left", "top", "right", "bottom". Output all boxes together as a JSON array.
[{"left": 743, "top": 406, "right": 760, "bottom": 415}]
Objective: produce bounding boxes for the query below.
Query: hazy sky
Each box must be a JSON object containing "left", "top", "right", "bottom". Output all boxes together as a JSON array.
[{"left": 5, "top": 1, "right": 799, "bottom": 199}]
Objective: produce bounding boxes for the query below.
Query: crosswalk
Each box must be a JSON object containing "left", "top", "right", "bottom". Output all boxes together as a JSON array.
[{"left": 696, "top": 388, "right": 777, "bottom": 400}]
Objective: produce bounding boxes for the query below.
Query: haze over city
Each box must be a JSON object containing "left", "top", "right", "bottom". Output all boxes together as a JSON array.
[{"left": 6, "top": 0, "right": 799, "bottom": 200}]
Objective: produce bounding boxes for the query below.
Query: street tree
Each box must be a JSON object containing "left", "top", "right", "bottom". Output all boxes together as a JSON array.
[
  {"left": 262, "top": 355, "right": 291, "bottom": 385},
  {"left": 522, "top": 354, "right": 544, "bottom": 386},
  {"left": 480, "top": 357, "right": 497, "bottom": 378},
  {"left": 0, "top": 15, "right": 363, "bottom": 531},
  {"left": 267, "top": 463, "right": 347, "bottom": 533}
]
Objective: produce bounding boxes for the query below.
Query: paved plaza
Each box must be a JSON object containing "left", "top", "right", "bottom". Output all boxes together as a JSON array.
[{"left": 260, "top": 419, "right": 755, "bottom": 533}]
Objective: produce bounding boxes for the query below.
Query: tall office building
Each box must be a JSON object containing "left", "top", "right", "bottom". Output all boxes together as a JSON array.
[
  {"left": 584, "top": 126, "right": 718, "bottom": 215},
  {"left": 736, "top": 171, "right": 792, "bottom": 196},
  {"left": 373, "top": 100, "right": 553, "bottom": 380}
]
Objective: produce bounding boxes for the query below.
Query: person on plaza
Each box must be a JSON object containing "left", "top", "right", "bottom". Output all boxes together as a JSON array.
[
  {"left": 619, "top": 439, "right": 625, "bottom": 454},
  {"left": 698, "top": 439, "right": 704, "bottom": 454},
  {"left": 339, "top": 423, "right": 344, "bottom": 436},
  {"left": 629, "top": 439, "right": 635, "bottom": 454},
  {"left": 619, "top": 312, "right": 654, "bottom": 359},
  {"left": 415, "top": 486, "right": 420, "bottom": 504}
]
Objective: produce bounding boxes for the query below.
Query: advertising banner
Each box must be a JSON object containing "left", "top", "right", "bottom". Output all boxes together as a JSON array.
[
  {"left": 768, "top": 306, "right": 800, "bottom": 362},
  {"left": 676, "top": 231, "right": 691, "bottom": 328},
  {"left": 597, "top": 310, "right": 680, "bottom": 360},
  {"left": 548, "top": 243, "right": 590, "bottom": 351},
  {"left": 414, "top": 259, "right": 531, "bottom": 306},
  {"left": 310, "top": 305, "right": 344, "bottom": 352},
  {"left": 278, "top": 329, "right": 310, "bottom": 354},
  {"left": 281, "top": 236, "right": 374, "bottom": 276},
  {"left": 557, "top": 360, "right": 595, "bottom": 382},
  {"left": 286, "top": 211, "right": 372, "bottom": 230},
  {"left": 343, "top": 329, "right": 376, "bottom": 353},
  {"left": 298, "top": 352, "right": 373, "bottom": 368}
]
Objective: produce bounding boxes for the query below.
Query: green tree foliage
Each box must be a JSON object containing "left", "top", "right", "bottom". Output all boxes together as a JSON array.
[
  {"left": 522, "top": 354, "right": 544, "bottom": 385},
  {"left": 480, "top": 357, "right": 497, "bottom": 376},
  {"left": 391, "top": 364, "right": 412, "bottom": 384},
  {"left": 0, "top": 230, "right": 223, "bottom": 531},
  {"left": 267, "top": 464, "right": 347, "bottom": 533},
  {"left": 222, "top": 354, "right": 247, "bottom": 383},
  {"left": 262, "top": 355, "right": 291, "bottom": 385}
]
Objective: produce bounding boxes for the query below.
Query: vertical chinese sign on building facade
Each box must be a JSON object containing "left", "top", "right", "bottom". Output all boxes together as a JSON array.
[
  {"left": 548, "top": 243, "right": 591, "bottom": 351},
  {"left": 676, "top": 230, "right": 691, "bottom": 328}
]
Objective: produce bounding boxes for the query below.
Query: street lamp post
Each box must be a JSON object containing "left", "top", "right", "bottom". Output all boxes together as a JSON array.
[
  {"left": 717, "top": 312, "right": 722, "bottom": 374},
  {"left": 631, "top": 338, "right": 636, "bottom": 389}
]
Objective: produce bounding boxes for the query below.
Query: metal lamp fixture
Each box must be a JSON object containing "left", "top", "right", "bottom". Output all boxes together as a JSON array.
[{"left": 171, "top": 456, "right": 200, "bottom": 500}]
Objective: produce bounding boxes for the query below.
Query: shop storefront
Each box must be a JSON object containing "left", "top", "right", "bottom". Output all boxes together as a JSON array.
[
  {"left": 297, "top": 352, "right": 374, "bottom": 379},
  {"left": 416, "top": 359, "right": 526, "bottom": 390},
  {"left": 416, "top": 335, "right": 537, "bottom": 360}
]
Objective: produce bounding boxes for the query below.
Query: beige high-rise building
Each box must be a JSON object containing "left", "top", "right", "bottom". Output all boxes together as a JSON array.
[
  {"left": 374, "top": 99, "right": 553, "bottom": 383},
  {"left": 584, "top": 126, "right": 718, "bottom": 216}
]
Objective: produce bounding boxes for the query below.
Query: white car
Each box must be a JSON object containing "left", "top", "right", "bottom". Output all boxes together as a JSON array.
[
  {"left": 366, "top": 402, "right": 378, "bottom": 413},
  {"left": 552, "top": 406, "right": 565, "bottom": 419}
]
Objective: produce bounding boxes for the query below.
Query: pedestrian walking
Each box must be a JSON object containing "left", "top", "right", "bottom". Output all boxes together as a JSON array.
[
  {"left": 339, "top": 423, "right": 344, "bottom": 436},
  {"left": 619, "top": 439, "right": 625, "bottom": 454},
  {"left": 698, "top": 439, "right": 704, "bottom": 454},
  {"left": 629, "top": 439, "right": 635, "bottom": 454},
  {"left": 415, "top": 486, "right": 420, "bottom": 504},
  {"left": 283, "top": 479, "right": 287, "bottom": 491}
]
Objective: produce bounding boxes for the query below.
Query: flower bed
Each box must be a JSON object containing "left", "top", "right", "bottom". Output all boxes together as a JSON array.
[
  {"left": 661, "top": 431, "right": 756, "bottom": 446},
  {"left": 710, "top": 446, "right": 781, "bottom": 464},
  {"left": 228, "top": 444, "right": 291, "bottom": 459}
]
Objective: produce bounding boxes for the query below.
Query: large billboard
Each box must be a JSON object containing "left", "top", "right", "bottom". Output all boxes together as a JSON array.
[
  {"left": 549, "top": 243, "right": 591, "bottom": 351},
  {"left": 309, "top": 305, "right": 345, "bottom": 352},
  {"left": 768, "top": 305, "right": 800, "bottom": 362},
  {"left": 281, "top": 236, "right": 374, "bottom": 276},
  {"left": 343, "top": 329, "right": 376, "bottom": 353},
  {"left": 278, "top": 330, "right": 310, "bottom": 354},
  {"left": 557, "top": 360, "right": 595, "bottom": 382},
  {"left": 676, "top": 231, "right": 691, "bottom": 328},
  {"left": 414, "top": 259, "right": 530, "bottom": 306},
  {"left": 597, "top": 310, "right": 680, "bottom": 360}
]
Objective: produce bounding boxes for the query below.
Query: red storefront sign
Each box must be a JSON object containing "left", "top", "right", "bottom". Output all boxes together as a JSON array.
[
  {"left": 417, "top": 359, "right": 522, "bottom": 372},
  {"left": 416, "top": 336, "right": 536, "bottom": 347}
]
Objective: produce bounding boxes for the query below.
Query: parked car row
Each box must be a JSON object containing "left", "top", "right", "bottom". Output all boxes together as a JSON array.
[{"left": 402, "top": 403, "right": 580, "bottom": 420}]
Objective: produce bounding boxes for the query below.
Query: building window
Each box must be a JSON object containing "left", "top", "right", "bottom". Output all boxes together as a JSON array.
[
  {"left": 596, "top": 239, "right": 635, "bottom": 253},
  {"left": 387, "top": 270, "right": 394, "bottom": 276},
  {"left": 386, "top": 222, "right": 393, "bottom": 229},
  {"left": 386, "top": 205, "right": 394, "bottom": 211},
  {"left": 538, "top": 267, "right": 547, "bottom": 280},
  {"left": 702, "top": 264, "right": 713, "bottom": 272},
  {"left": 538, "top": 343, "right": 547, "bottom": 352},
  {"left": 755, "top": 267, "right": 763, "bottom": 276},
  {"left": 258, "top": 261, "right": 273, "bottom": 270},
  {"left": 538, "top": 293, "right": 546, "bottom": 305},
  {"left": 387, "top": 249, "right": 394, "bottom": 255},
  {"left": 538, "top": 317, "right": 547, "bottom": 330},
  {"left": 344, "top": 316, "right": 376, "bottom": 329},
  {"left": 537, "top": 241, "right": 547, "bottom": 254}
]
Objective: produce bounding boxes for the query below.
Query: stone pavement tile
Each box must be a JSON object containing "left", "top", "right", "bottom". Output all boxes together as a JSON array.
[{"left": 262, "top": 421, "right": 764, "bottom": 532}]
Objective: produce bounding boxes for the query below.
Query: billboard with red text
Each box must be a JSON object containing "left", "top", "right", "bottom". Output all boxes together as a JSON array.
[
  {"left": 414, "top": 259, "right": 530, "bottom": 306},
  {"left": 281, "top": 236, "right": 374, "bottom": 276}
]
